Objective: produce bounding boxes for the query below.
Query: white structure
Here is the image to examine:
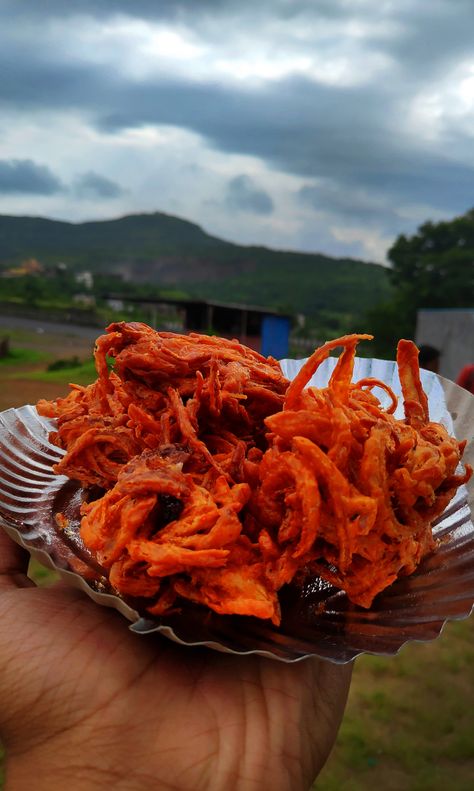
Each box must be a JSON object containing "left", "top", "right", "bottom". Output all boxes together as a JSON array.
[
  {"left": 416, "top": 309, "right": 474, "bottom": 381},
  {"left": 75, "top": 270, "right": 94, "bottom": 289},
  {"left": 72, "top": 293, "right": 96, "bottom": 307},
  {"left": 106, "top": 297, "right": 124, "bottom": 311}
]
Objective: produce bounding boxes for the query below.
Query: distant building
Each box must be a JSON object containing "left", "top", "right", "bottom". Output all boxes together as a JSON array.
[
  {"left": 104, "top": 294, "right": 292, "bottom": 359},
  {"left": 416, "top": 308, "right": 474, "bottom": 381},
  {"left": 106, "top": 297, "right": 125, "bottom": 311},
  {"left": 73, "top": 293, "right": 96, "bottom": 307},
  {"left": 75, "top": 270, "right": 94, "bottom": 290},
  {"left": 2, "top": 257, "right": 43, "bottom": 277}
]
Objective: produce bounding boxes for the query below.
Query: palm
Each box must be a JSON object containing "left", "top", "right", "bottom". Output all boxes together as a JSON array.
[{"left": 0, "top": 540, "right": 352, "bottom": 791}]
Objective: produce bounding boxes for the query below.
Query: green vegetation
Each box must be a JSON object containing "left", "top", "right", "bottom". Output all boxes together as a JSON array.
[
  {"left": 0, "top": 205, "right": 473, "bottom": 788},
  {"left": 366, "top": 208, "right": 474, "bottom": 357},
  {"left": 28, "top": 558, "right": 59, "bottom": 585},
  {"left": 0, "top": 211, "right": 392, "bottom": 326},
  {"left": 0, "top": 337, "right": 96, "bottom": 387},
  {"left": 187, "top": 245, "right": 391, "bottom": 320},
  {"left": 0, "top": 347, "right": 47, "bottom": 366},
  {"left": 1, "top": 208, "right": 474, "bottom": 359},
  {"left": 28, "top": 359, "right": 97, "bottom": 385},
  {"left": 316, "top": 616, "right": 474, "bottom": 790},
  {"left": 0, "top": 331, "right": 88, "bottom": 383},
  {"left": 47, "top": 355, "right": 82, "bottom": 371},
  {"left": 0, "top": 212, "right": 223, "bottom": 264}
]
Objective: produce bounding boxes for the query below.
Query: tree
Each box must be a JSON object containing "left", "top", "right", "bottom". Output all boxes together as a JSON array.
[
  {"left": 388, "top": 209, "right": 474, "bottom": 312},
  {"left": 365, "top": 208, "right": 474, "bottom": 358}
]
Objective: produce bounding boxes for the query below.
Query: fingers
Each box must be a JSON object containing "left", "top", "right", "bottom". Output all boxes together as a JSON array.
[{"left": 0, "top": 526, "right": 34, "bottom": 592}]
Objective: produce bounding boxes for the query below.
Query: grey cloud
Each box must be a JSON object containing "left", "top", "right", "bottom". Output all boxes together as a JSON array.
[
  {"left": 367, "top": 2, "right": 474, "bottom": 81},
  {"left": 1, "top": 26, "right": 473, "bottom": 218},
  {"left": 0, "top": 0, "right": 214, "bottom": 16},
  {"left": 0, "top": 0, "right": 352, "bottom": 22},
  {"left": 74, "top": 171, "right": 125, "bottom": 199},
  {"left": 4, "top": 0, "right": 473, "bottom": 54},
  {"left": 296, "top": 226, "right": 370, "bottom": 261},
  {"left": 1, "top": 43, "right": 473, "bottom": 217},
  {"left": 7, "top": 0, "right": 474, "bottom": 75},
  {"left": 97, "top": 76, "right": 474, "bottom": 214},
  {"left": 225, "top": 175, "right": 274, "bottom": 215},
  {"left": 1, "top": 0, "right": 474, "bottom": 254},
  {"left": 0, "top": 159, "right": 64, "bottom": 194},
  {"left": 0, "top": 44, "right": 109, "bottom": 108},
  {"left": 298, "top": 182, "right": 406, "bottom": 233}
]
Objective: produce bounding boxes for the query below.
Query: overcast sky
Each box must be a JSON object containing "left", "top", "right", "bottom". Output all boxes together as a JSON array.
[{"left": 0, "top": 0, "right": 473, "bottom": 262}]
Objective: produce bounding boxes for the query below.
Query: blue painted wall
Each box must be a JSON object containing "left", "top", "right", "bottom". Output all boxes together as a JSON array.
[{"left": 261, "top": 315, "right": 290, "bottom": 359}]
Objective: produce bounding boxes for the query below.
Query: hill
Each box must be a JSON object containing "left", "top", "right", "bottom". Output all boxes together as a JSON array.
[{"left": 0, "top": 212, "right": 392, "bottom": 316}]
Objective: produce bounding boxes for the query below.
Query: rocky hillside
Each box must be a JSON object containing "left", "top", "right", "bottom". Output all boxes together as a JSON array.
[{"left": 0, "top": 212, "right": 392, "bottom": 315}]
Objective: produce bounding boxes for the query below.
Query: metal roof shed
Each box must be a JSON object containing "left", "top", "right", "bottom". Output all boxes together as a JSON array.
[{"left": 106, "top": 295, "right": 291, "bottom": 359}]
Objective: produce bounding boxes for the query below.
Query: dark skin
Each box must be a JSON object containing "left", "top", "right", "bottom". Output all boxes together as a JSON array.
[{"left": 0, "top": 530, "right": 352, "bottom": 791}]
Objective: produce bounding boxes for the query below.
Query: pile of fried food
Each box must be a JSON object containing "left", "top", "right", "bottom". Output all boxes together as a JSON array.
[{"left": 37, "top": 322, "right": 472, "bottom": 625}]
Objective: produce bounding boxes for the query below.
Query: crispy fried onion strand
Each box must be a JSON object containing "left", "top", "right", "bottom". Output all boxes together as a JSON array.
[{"left": 37, "top": 324, "right": 472, "bottom": 621}]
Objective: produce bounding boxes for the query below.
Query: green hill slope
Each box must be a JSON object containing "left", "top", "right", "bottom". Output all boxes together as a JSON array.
[{"left": 0, "top": 212, "right": 392, "bottom": 316}]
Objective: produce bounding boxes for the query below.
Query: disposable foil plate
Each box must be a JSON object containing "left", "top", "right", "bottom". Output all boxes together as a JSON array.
[{"left": 0, "top": 357, "right": 473, "bottom": 663}]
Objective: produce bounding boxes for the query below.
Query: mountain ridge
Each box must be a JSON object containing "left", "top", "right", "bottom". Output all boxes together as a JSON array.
[{"left": 0, "top": 211, "right": 392, "bottom": 316}]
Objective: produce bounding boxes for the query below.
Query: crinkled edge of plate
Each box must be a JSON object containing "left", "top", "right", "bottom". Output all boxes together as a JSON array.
[{"left": 0, "top": 360, "right": 473, "bottom": 663}]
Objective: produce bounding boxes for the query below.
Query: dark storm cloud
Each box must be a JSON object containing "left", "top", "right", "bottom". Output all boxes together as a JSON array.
[
  {"left": 298, "top": 182, "right": 405, "bottom": 232},
  {"left": 0, "top": 43, "right": 106, "bottom": 107},
  {"left": 0, "top": 0, "right": 215, "bottom": 18},
  {"left": 368, "top": 1, "right": 474, "bottom": 81},
  {"left": 0, "top": 159, "right": 64, "bottom": 194},
  {"left": 4, "top": 0, "right": 474, "bottom": 53},
  {"left": 1, "top": 36, "right": 473, "bottom": 218},
  {"left": 225, "top": 175, "right": 274, "bottom": 215},
  {"left": 93, "top": 76, "right": 474, "bottom": 214},
  {"left": 0, "top": 32, "right": 404, "bottom": 182},
  {"left": 0, "top": 0, "right": 351, "bottom": 22},
  {"left": 73, "top": 171, "right": 125, "bottom": 199},
  {"left": 1, "top": 0, "right": 474, "bottom": 250}
]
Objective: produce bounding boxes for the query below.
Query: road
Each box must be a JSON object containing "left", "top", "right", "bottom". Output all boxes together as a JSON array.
[
  {"left": 0, "top": 315, "right": 102, "bottom": 411},
  {"left": 0, "top": 315, "right": 102, "bottom": 341}
]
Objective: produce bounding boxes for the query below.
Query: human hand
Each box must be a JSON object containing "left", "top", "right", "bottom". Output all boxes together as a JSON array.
[{"left": 0, "top": 530, "right": 352, "bottom": 791}]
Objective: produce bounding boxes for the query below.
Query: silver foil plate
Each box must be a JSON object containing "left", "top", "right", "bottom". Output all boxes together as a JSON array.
[{"left": 0, "top": 358, "right": 473, "bottom": 663}]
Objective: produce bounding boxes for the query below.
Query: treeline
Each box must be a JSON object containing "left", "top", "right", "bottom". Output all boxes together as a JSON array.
[
  {"left": 0, "top": 211, "right": 392, "bottom": 328},
  {"left": 0, "top": 208, "right": 473, "bottom": 359},
  {"left": 364, "top": 208, "right": 474, "bottom": 357},
  {"left": 0, "top": 269, "right": 184, "bottom": 307}
]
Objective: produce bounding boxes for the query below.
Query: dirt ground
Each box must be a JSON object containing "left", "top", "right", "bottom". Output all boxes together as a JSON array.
[
  {"left": 0, "top": 377, "right": 72, "bottom": 412},
  {"left": 0, "top": 327, "right": 95, "bottom": 411}
]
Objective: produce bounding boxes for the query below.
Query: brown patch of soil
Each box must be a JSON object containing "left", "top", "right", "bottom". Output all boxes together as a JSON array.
[
  {"left": 0, "top": 378, "right": 71, "bottom": 412},
  {"left": 0, "top": 329, "right": 96, "bottom": 411}
]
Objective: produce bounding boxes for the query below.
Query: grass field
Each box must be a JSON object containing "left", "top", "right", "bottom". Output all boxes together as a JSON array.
[
  {"left": 316, "top": 616, "right": 474, "bottom": 790},
  {"left": 0, "top": 347, "right": 48, "bottom": 366},
  {"left": 0, "top": 326, "right": 473, "bottom": 789},
  {"left": 27, "top": 359, "right": 97, "bottom": 385},
  {"left": 0, "top": 327, "right": 96, "bottom": 412}
]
